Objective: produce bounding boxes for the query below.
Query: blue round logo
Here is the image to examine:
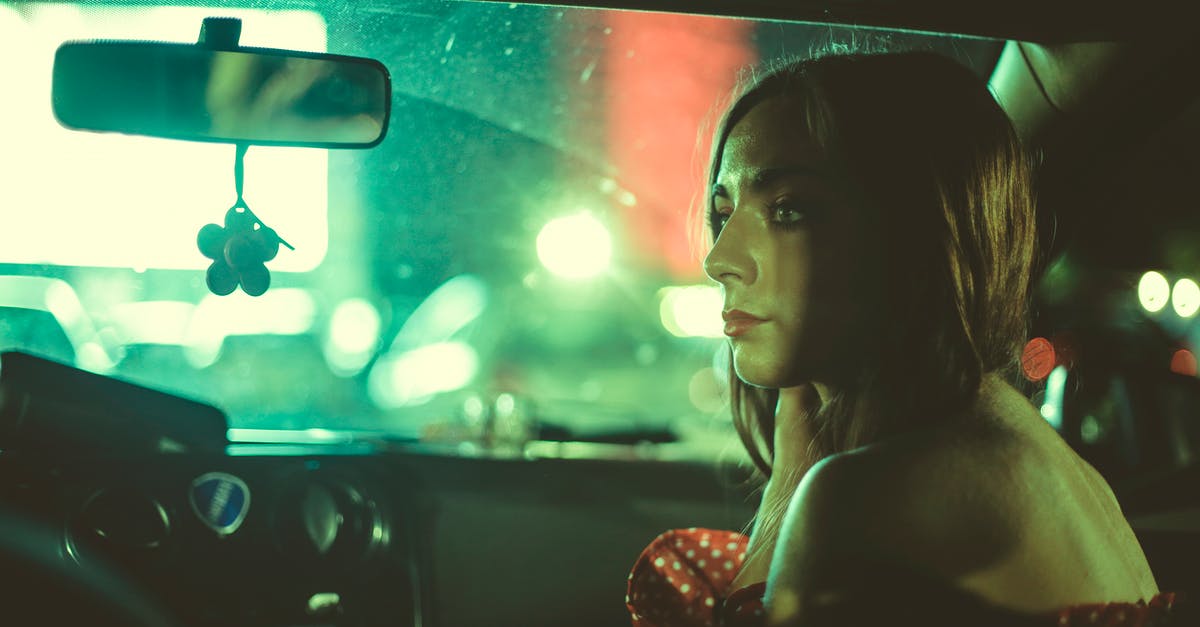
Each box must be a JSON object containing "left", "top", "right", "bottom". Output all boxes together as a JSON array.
[{"left": 189, "top": 472, "right": 251, "bottom": 537}]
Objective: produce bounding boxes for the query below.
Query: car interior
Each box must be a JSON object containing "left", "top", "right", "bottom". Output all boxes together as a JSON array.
[{"left": 0, "top": 1, "right": 1198, "bottom": 626}]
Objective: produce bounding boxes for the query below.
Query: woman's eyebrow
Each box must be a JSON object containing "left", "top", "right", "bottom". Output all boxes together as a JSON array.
[
  {"left": 712, "top": 165, "right": 830, "bottom": 199},
  {"left": 754, "top": 166, "right": 830, "bottom": 186}
]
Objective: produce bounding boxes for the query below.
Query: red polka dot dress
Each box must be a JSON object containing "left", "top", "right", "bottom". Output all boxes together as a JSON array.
[
  {"left": 625, "top": 528, "right": 763, "bottom": 627},
  {"left": 626, "top": 528, "right": 1178, "bottom": 627}
]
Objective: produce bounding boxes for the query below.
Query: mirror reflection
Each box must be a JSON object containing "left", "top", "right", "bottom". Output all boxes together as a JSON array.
[{"left": 52, "top": 42, "right": 390, "bottom": 147}]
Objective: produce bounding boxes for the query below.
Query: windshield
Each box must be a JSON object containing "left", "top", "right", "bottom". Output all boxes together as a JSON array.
[{"left": 0, "top": 1, "right": 1001, "bottom": 447}]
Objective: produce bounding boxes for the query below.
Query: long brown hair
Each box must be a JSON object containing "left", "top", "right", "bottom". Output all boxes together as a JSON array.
[{"left": 707, "top": 51, "right": 1038, "bottom": 546}]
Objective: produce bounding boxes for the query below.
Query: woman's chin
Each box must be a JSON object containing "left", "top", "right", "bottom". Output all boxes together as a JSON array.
[{"left": 732, "top": 357, "right": 803, "bottom": 389}]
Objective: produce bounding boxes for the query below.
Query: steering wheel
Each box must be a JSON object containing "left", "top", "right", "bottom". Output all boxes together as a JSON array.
[{"left": 0, "top": 507, "right": 180, "bottom": 627}]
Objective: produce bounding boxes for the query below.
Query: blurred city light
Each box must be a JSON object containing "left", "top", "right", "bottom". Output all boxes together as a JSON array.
[
  {"left": 495, "top": 392, "right": 516, "bottom": 416},
  {"left": 76, "top": 341, "right": 115, "bottom": 373},
  {"left": 330, "top": 299, "right": 381, "bottom": 354},
  {"left": 536, "top": 212, "right": 612, "bottom": 279},
  {"left": 1171, "top": 349, "right": 1197, "bottom": 377},
  {"left": 391, "top": 274, "right": 487, "bottom": 349},
  {"left": 184, "top": 288, "right": 316, "bottom": 368},
  {"left": 43, "top": 280, "right": 88, "bottom": 331},
  {"left": 366, "top": 275, "right": 487, "bottom": 404},
  {"left": 0, "top": 5, "right": 328, "bottom": 270},
  {"left": 1172, "top": 278, "right": 1200, "bottom": 318},
  {"left": 0, "top": 276, "right": 114, "bottom": 372},
  {"left": 687, "top": 367, "right": 724, "bottom": 413},
  {"left": 1080, "top": 415, "right": 1102, "bottom": 444},
  {"left": 325, "top": 298, "right": 381, "bottom": 376},
  {"left": 659, "top": 285, "right": 723, "bottom": 338},
  {"left": 1021, "top": 337, "right": 1056, "bottom": 382},
  {"left": 367, "top": 341, "right": 479, "bottom": 407},
  {"left": 109, "top": 301, "right": 196, "bottom": 346},
  {"left": 1138, "top": 271, "right": 1170, "bottom": 313},
  {"left": 712, "top": 342, "right": 731, "bottom": 384},
  {"left": 1050, "top": 333, "right": 1077, "bottom": 369},
  {"left": 1039, "top": 365, "right": 1067, "bottom": 431}
]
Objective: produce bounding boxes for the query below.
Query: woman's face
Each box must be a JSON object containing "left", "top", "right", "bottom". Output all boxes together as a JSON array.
[{"left": 704, "top": 96, "right": 872, "bottom": 389}]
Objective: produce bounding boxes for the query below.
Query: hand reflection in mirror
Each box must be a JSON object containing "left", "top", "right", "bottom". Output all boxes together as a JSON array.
[{"left": 204, "top": 52, "right": 384, "bottom": 144}]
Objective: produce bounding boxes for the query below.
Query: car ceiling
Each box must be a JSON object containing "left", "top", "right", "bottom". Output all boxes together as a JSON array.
[{"left": 478, "top": 0, "right": 1183, "bottom": 41}]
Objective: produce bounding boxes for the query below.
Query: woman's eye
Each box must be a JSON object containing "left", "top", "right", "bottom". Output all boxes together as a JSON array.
[
  {"left": 771, "top": 203, "right": 807, "bottom": 226},
  {"left": 711, "top": 208, "right": 732, "bottom": 232}
]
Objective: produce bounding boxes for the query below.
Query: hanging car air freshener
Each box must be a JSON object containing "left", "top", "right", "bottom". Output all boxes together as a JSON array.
[{"left": 196, "top": 144, "right": 294, "bottom": 296}]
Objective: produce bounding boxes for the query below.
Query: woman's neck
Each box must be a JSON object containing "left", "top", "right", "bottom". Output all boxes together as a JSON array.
[
  {"left": 772, "top": 385, "right": 821, "bottom": 469},
  {"left": 738, "top": 373, "right": 1020, "bottom": 590}
]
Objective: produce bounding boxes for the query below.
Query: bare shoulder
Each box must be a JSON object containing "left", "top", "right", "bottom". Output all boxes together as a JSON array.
[
  {"left": 758, "top": 434, "right": 1012, "bottom": 619},
  {"left": 762, "top": 417, "right": 1038, "bottom": 621},
  {"left": 775, "top": 425, "right": 1027, "bottom": 578},
  {"left": 765, "top": 383, "right": 1160, "bottom": 619}
]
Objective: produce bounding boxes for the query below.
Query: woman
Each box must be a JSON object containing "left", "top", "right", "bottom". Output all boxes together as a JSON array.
[{"left": 626, "top": 51, "right": 1176, "bottom": 626}]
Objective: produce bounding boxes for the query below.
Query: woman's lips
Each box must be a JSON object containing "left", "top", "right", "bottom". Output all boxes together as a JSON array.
[
  {"left": 724, "top": 319, "right": 765, "bottom": 337},
  {"left": 722, "top": 309, "right": 767, "bottom": 337}
]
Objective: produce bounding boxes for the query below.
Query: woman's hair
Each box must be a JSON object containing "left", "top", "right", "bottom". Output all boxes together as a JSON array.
[{"left": 706, "top": 51, "right": 1038, "bottom": 543}]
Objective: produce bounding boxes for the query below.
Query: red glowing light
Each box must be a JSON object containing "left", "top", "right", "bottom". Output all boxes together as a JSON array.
[
  {"left": 602, "top": 13, "right": 756, "bottom": 278},
  {"left": 1050, "top": 333, "right": 1077, "bottom": 368},
  {"left": 1022, "top": 337, "right": 1056, "bottom": 382},
  {"left": 1170, "top": 349, "right": 1197, "bottom": 377}
]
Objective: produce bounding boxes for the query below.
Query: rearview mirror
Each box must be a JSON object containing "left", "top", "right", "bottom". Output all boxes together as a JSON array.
[{"left": 52, "top": 41, "right": 391, "bottom": 148}]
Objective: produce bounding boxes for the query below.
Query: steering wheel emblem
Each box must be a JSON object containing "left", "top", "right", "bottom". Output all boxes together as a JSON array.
[{"left": 188, "top": 472, "right": 251, "bottom": 537}]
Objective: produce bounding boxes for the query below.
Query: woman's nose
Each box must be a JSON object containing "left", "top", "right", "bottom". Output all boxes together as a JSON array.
[{"left": 703, "top": 215, "right": 754, "bottom": 286}]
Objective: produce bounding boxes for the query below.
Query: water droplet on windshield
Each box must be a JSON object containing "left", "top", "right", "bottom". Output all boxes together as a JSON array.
[{"left": 579, "top": 59, "right": 597, "bottom": 84}]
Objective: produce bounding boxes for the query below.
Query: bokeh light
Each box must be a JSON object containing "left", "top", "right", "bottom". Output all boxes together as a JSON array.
[
  {"left": 687, "top": 367, "right": 724, "bottom": 413},
  {"left": 325, "top": 298, "right": 381, "bottom": 376},
  {"left": 1022, "top": 337, "right": 1056, "bottom": 382},
  {"left": 184, "top": 289, "right": 316, "bottom": 368},
  {"left": 1080, "top": 414, "right": 1103, "bottom": 445},
  {"left": 536, "top": 212, "right": 612, "bottom": 279},
  {"left": 659, "top": 285, "right": 723, "bottom": 338},
  {"left": 0, "top": 276, "right": 116, "bottom": 371},
  {"left": 329, "top": 299, "right": 381, "bottom": 354},
  {"left": 1039, "top": 365, "right": 1067, "bottom": 431},
  {"left": 1172, "top": 278, "right": 1200, "bottom": 318},
  {"left": 367, "top": 341, "right": 479, "bottom": 407},
  {"left": 1138, "top": 271, "right": 1170, "bottom": 313},
  {"left": 392, "top": 274, "right": 487, "bottom": 348},
  {"left": 1170, "top": 349, "right": 1197, "bottom": 377},
  {"left": 109, "top": 301, "right": 196, "bottom": 346}
]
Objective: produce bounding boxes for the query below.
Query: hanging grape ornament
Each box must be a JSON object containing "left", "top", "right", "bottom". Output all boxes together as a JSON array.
[{"left": 197, "top": 145, "right": 293, "bottom": 296}]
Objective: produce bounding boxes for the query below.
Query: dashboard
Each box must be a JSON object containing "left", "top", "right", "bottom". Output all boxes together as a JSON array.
[{"left": 0, "top": 352, "right": 754, "bottom": 627}]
